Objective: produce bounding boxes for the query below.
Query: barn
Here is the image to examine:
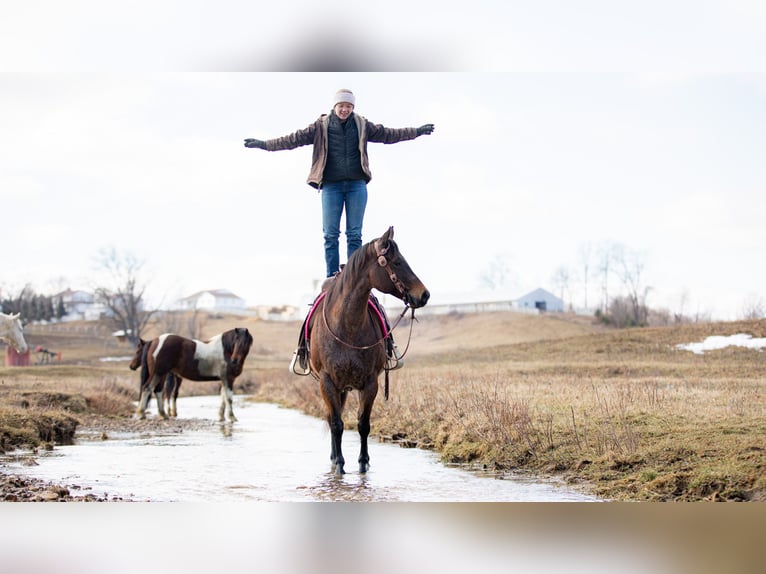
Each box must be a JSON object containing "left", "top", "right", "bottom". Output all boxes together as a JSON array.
[{"left": 515, "top": 288, "right": 564, "bottom": 313}]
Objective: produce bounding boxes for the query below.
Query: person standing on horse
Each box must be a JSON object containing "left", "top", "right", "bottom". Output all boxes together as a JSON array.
[
  {"left": 244, "top": 88, "right": 434, "bottom": 370},
  {"left": 244, "top": 88, "right": 434, "bottom": 278}
]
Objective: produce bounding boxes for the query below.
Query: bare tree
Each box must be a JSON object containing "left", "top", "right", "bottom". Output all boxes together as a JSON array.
[
  {"left": 740, "top": 294, "right": 766, "bottom": 320},
  {"left": 613, "top": 244, "right": 650, "bottom": 326},
  {"left": 93, "top": 247, "right": 157, "bottom": 344},
  {"left": 186, "top": 306, "right": 206, "bottom": 339},
  {"left": 596, "top": 241, "right": 618, "bottom": 313},
  {"left": 480, "top": 253, "right": 514, "bottom": 290},
  {"left": 550, "top": 265, "right": 571, "bottom": 308},
  {"left": 674, "top": 289, "right": 690, "bottom": 324},
  {"left": 577, "top": 242, "right": 593, "bottom": 310}
]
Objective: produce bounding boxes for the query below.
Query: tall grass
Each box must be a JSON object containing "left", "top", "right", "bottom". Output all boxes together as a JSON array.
[{"left": 251, "top": 347, "right": 766, "bottom": 500}]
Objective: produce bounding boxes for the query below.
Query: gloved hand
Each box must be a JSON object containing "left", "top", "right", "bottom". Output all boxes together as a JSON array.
[
  {"left": 244, "top": 138, "right": 267, "bottom": 149},
  {"left": 417, "top": 124, "right": 435, "bottom": 136}
]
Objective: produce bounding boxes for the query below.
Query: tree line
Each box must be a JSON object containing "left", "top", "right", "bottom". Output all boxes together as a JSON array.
[
  {"left": 1, "top": 286, "right": 66, "bottom": 322},
  {"left": 481, "top": 239, "right": 764, "bottom": 327},
  {"left": 2, "top": 248, "right": 207, "bottom": 344}
]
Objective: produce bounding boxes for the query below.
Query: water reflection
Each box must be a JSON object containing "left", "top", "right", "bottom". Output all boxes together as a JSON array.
[
  {"left": 219, "top": 422, "right": 234, "bottom": 438},
  {"left": 3, "top": 396, "right": 599, "bottom": 502},
  {"left": 301, "top": 472, "right": 398, "bottom": 502}
]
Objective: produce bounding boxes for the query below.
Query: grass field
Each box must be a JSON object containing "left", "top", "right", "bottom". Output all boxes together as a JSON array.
[{"left": 2, "top": 310, "right": 764, "bottom": 501}]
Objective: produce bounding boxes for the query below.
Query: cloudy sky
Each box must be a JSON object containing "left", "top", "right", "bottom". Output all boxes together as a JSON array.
[{"left": 1, "top": 2, "right": 764, "bottom": 320}]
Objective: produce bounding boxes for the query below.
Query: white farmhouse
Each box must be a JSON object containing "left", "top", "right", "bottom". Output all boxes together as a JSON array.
[
  {"left": 55, "top": 289, "right": 95, "bottom": 315},
  {"left": 176, "top": 289, "right": 247, "bottom": 313},
  {"left": 54, "top": 288, "right": 109, "bottom": 321}
]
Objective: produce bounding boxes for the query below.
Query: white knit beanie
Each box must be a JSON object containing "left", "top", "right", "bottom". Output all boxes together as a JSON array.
[{"left": 333, "top": 89, "right": 356, "bottom": 107}]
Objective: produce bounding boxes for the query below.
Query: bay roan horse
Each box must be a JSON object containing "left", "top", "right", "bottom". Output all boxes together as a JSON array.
[
  {"left": 309, "top": 227, "right": 429, "bottom": 475},
  {"left": 135, "top": 328, "right": 253, "bottom": 422},
  {"left": 0, "top": 312, "right": 29, "bottom": 354}
]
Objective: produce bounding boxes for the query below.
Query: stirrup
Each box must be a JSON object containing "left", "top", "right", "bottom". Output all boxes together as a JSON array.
[
  {"left": 289, "top": 347, "right": 311, "bottom": 376},
  {"left": 386, "top": 342, "right": 404, "bottom": 371}
]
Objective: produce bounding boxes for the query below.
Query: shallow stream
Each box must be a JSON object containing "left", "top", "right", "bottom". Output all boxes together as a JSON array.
[{"left": 5, "top": 395, "right": 599, "bottom": 501}]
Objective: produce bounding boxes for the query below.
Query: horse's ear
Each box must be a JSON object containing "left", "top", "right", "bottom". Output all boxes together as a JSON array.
[{"left": 376, "top": 227, "right": 394, "bottom": 253}]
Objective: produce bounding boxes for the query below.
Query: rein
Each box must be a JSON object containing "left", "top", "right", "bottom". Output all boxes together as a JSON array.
[
  {"left": 321, "top": 301, "right": 416, "bottom": 401},
  {"left": 320, "top": 296, "right": 412, "bottom": 352}
]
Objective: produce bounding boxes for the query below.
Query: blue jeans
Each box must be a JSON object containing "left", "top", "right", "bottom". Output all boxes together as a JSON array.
[{"left": 321, "top": 180, "right": 368, "bottom": 277}]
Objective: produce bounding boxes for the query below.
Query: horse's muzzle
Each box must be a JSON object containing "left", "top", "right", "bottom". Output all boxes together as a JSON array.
[{"left": 406, "top": 289, "right": 430, "bottom": 309}]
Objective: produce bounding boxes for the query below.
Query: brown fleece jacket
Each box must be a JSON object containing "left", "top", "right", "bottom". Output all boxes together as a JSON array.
[{"left": 263, "top": 113, "right": 419, "bottom": 189}]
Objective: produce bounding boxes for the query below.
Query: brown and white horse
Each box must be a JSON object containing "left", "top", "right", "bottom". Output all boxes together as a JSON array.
[
  {"left": 135, "top": 328, "right": 253, "bottom": 422},
  {"left": 0, "top": 312, "right": 28, "bottom": 354}
]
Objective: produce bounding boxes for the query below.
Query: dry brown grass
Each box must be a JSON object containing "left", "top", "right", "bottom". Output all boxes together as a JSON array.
[
  {"left": 4, "top": 311, "right": 765, "bottom": 501},
  {"left": 249, "top": 313, "right": 766, "bottom": 501}
]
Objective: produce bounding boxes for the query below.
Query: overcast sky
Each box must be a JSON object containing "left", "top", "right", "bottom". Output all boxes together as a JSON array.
[{"left": 1, "top": 2, "right": 764, "bottom": 320}]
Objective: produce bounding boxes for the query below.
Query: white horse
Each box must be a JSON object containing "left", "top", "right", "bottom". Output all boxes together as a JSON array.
[{"left": 0, "top": 312, "right": 29, "bottom": 353}]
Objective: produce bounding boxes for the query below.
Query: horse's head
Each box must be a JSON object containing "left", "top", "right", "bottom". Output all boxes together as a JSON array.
[
  {"left": 129, "top": 338, "right": 148, "bottom": 371},
  {"left": 4, "top": 313, "right": 29, "bottom": 354},
  {"left": 371, "top": 227, "right": 430, "bottom": 309},
  {"left": 223, "top": 328, "right": 253, "bottom": 375}
]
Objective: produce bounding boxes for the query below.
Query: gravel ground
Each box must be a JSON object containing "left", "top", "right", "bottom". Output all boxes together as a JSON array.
[{"left": 1, "top": 414, "right": 213, "bottom": 502}]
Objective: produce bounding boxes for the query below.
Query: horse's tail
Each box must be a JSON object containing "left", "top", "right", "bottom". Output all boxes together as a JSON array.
[{"left": 140, "top": 343, "right": 150, "bottom": 397}]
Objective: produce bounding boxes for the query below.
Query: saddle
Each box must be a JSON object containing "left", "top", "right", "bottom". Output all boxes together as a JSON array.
[{"left": 289, "top": 290, "right": 400, "bottom": 376}]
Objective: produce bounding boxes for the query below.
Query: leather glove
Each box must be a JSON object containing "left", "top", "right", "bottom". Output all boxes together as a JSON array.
[
  {"left": 417, "top": 124, "right": 435, "bottom": 136},
  {"left": 244, "top": 138, "right": 267, "bottom": 149}
]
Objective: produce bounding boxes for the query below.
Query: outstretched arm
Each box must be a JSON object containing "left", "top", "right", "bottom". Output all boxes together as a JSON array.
[
  {"left": 366, "top": 121, "right": 435, "bottom": 143},
  {"left": 243, "top": 121, "right": 318, "bottom": 151},
  {"left": 417, "top": 124, "right": 435, "bottom": 136},
  {"left": 244, "top": 138, "right": 267, "bottom": 149}
]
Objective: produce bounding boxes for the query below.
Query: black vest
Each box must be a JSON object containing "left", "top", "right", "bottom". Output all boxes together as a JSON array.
[{"left": 323, "top": 112, "right": 365, "bottom": 183}]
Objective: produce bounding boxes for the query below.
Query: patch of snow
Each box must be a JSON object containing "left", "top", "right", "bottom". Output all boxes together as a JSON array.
[{"left": 676, "top": 334, "right": 766, "bottom": 355}]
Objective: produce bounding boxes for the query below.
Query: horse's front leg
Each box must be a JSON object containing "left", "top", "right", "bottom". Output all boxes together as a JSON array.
[
  {"left": 219, "top": 379, "right": 237, "bottom": 422},
  {"left": 357, "top": 379, "right": 378, "bottom": 474},
  {"left": 135, "top": 387, "right": 150, "bottom": 419},
  {"left": 321, "top": 375, "right": 346, "bottom": 475},
  {"left": 136, "top": 375, "right": 165, "bottom": 419}
]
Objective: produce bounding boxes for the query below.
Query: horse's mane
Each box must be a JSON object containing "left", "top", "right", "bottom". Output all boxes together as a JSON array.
[{"left": 331, "top": 237, "right": 399, "bottom": 295}]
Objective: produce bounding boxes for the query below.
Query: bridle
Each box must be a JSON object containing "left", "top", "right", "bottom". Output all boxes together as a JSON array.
[{"left": 375, "top": 239, "right": 407, "bottom": 297}]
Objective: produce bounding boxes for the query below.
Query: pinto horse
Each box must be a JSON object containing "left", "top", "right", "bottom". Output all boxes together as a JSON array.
[
  {"left": 135, "top": 328, "right": 253, "bottom": 422},
  {"left": 129, "top": 338, "right": 182, "bottom": 417},
  {"left": 0, "top": 312, "right": 28, "bottom": 354},
  {"left": 308, "top": 227, "right": 429, "bottom": 475}
]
